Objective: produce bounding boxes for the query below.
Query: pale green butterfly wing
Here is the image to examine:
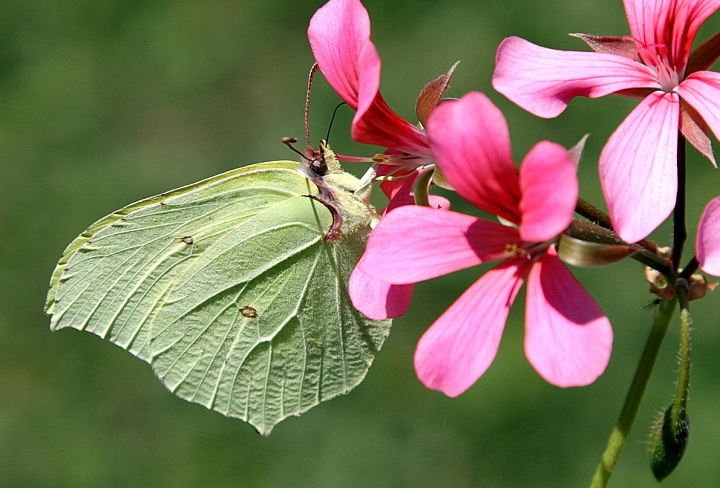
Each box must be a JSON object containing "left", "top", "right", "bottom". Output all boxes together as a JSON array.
[
  {"left": 151, "top": 194, "right": 385, "bottom": 435},
  {"left": 44, "top": 192, "right": 165, "bottom": 315},
  {"left": 45, "top": 162, "right": 295, "bottom": 316},
  {"left": 48, "top": 158, "right": 392, "bottom": 434},
  {"left": 49, "top": 162, "right": 303, "bottom": 360}
]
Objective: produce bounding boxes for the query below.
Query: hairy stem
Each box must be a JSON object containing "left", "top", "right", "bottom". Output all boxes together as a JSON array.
[
  {"left": 575, "top": 198, "right": 614, "bottom": 230},
  {"left": 589, "top": 299, "right": 678, "bottom": 488},
  {"left": 575, "top": 198, "right": 658, "bottom": 254},
  {"left": 673, "top": 284, "right": 691, "bottom": 423}
]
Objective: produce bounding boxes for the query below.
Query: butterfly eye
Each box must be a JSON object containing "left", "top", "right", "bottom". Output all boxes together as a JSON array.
[{"left": 310, "top": 158, "right": 328, "bottom": 175}]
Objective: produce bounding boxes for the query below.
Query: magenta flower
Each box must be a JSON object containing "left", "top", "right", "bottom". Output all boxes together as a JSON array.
[
  {"left": 493, "top": 0, "right": 720, "bottom": 244},
  {"left": 308, "top": 0, "right": 457, "bottom": 206},
  {"left": 308, "top": 0, "right": 436, "bottom": 166},
  {"left": 697, "top": 196, "right": 720, "bottom": 275},
  {"left": 358, "top": 92, "right": 613, "bottom": 396},
  {"left": 309, "top": 0, "right": 452, "bottom": 320}
]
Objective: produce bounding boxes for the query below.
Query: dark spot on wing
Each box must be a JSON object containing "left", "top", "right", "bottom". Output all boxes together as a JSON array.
[
  {"left": 241, "top": 306, "right": 258, "bottom": 319},
  {"left": 181, "top": 236, "right": 194, "bottom": 245}
]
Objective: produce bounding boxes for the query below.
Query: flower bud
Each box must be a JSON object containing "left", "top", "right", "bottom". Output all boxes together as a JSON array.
[
  {"left": 557, "top": 233, "right": 635, "bottom": 267},
  {"left": 648, "top": 405, "right": 690, "bottom": 481}
]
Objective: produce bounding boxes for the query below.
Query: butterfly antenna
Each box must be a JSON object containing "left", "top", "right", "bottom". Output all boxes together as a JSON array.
[
  {"left": 325, "top": 101, "right": 347, "bottom": 144},
  {"left": 305, "top": 63, "right": 320, "bottom": 147},
  {"left": 282, "top": 137, "right": 311, "bottom": 161}
]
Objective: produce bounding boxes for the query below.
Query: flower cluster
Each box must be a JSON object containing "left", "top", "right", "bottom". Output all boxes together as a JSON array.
[
  {"left": 309, "top": 0, "right": 454, "bottom": 320},
  {"left": 494, "top": 0, "right": 720, "bottom": 244},
  {"left": 307, "top": 0, "right": 720, "bottom": 399}
]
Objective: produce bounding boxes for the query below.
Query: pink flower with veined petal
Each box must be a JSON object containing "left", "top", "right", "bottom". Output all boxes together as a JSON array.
[
  {"left": 697, "top": 196, "right": 720, "bottom": 275},
  {"left": 308, "top": 0, "right": 439, "bottom": 173},
  {"left": 358, "top": 92, "right": 613, "bottom": 396},
  {"left": 308, "top": 0, "right": 455, "bottom": 206},
  {"left": 309, "top": 0, "right": 452, "bottom": 320},
  {"left": 493, "top": 0, "right": 720, "bottom": 244}
]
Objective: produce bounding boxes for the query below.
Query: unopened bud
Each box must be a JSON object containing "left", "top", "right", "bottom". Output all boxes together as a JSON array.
[
  {"left": 648, "top": 405, "right": 690, "bottom": 481},
  {"left": 557, "top": 233, "right": 635, "bottom": 267}
]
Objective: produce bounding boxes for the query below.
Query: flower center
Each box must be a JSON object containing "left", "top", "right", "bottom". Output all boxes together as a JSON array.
[
  {"left": 504, "top": 243, "right": 526, "bottom": 258},
  {"left": 498, "top": 240, "right": 554, "bottom": 262},
  {"left": 371, "top": 152, "right": 434, "bottom": 168},
  {"left": 653, "top": 55, "right": 681, "bottom": 92},
  {"left": 634, "top": 39, "right": 682, "bottom": 92}
]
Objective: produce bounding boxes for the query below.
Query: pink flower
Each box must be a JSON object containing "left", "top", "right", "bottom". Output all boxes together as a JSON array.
[
  {"left": 308, "top": 0, "right": 457, "bottom": 205},
  {"left": 358, "top": 92, "right": 613, "bottom": 396},
  {"left": 493, "top": 0, "right": 720, "bottom": 244},
  {"left": 309, "top": 0, "right": 452, "bottom": 319},
  {"left": 309, "top": 0, "right": 432, "bottom": 162},
  {"left": 697, "top": 196, "right": 720, "bottom": 275}
]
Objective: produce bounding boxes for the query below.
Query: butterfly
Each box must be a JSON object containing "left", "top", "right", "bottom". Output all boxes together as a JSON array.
[{"left": 45, "top": 141, "right": 392, "bottom": 435}]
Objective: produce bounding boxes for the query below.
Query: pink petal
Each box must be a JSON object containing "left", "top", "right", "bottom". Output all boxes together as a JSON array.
[
  {"left": 376, "top": 166, "right": 450, "bottom": 212},
  {"left": 376, "top": 161, "right": 408, "bottom": 198},
  {"left": 359, "top": 206, "right": 520, "bottom": 284},
  {"left": 426, "top": 92, "right": 522, "bottom": 223},
  {"left": 493, "top": 36, "right": 660, "bottom": 118},
  {"left": 623, "top": 0, "right": 671, "bottom": 51},
  {"left": 308, "top": 0, "right": 370, "bottom": 109},
  {"left": 600, "top": 91, "right": 680, "bottom": 243},
  {"left": 348, "top": 266, "right": 413, "bottom": 319},
  {"left": 414, "top": 258, "right": 531, "bottom": 397},
  {"left": 519, "top": 141, "right": 579, "bottom": 242},
  {"left": 697, "top": 196, "right": 720, "bottom": 276},
  {"left": 352, "top": 43, "right": 430, "bottom": 154},
  {"left": 625, "top": 0, "right": 720, "bottom": 71},
  {"left": 687, "top": 30, "right": 720, "bottom": 74},
  {"left": 308, "top": 0, "right": 428, "bottom": 154},
  {"left": 686, "top": 0, "right": 720, "bottom": 29},
  {"left": 379, "top": 167, "right": 416, "bottom": 212},
  {"left": 667, "top": 0, "right": 720, "bottom": 68},
  {"left": 525, "top": 249, "right": 613, "bottom": 387},
  {"left": 676, "top": 71, "right": 720, "bottom": 149},
  {"left": 427, "top": 194, "right": 451, "bottom": 210}
]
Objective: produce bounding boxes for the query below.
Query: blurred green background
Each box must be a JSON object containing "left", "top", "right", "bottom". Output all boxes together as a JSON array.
[{"left": 2, "top": 0, "right": 720, "bottom": 486}]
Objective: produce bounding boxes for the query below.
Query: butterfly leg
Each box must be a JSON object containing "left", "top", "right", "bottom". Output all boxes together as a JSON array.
[{"left": 304, "top": 194, "right": 343, "bottom": 241}]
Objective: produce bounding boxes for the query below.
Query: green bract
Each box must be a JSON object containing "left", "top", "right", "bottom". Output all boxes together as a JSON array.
[{"left": 45, "top": 146, "right": 392, "bottom": 435}]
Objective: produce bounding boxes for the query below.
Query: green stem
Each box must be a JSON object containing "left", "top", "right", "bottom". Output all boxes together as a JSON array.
[
  {"left": 589, "top": 299, "right": 678, "bottom": 488},
  {"left": 671, "top": 309, "right": 691, "bottom": 423},
  {"left": 673, "top": 287, "right": 691, "bottom": 424}
]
